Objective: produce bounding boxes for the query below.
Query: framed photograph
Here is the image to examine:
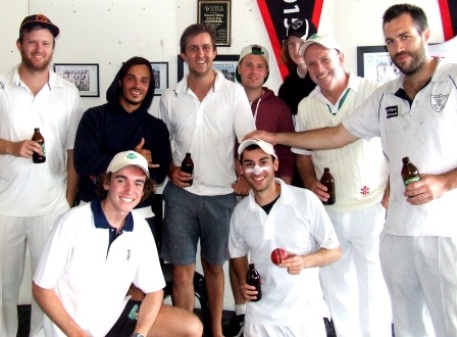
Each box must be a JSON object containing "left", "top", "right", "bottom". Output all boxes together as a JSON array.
[
  {"left": 357, "top": 46, "right": 400, "bottom": 84},
  {"left": 198, "top": 0, "right": 231, "bottom": 46},
  {"left": 53, "top": 63, "right": 99, "bottom": 97},
  {"left": 150, "top": 62, "right": 169, "bottom": 95},
  {"left": 177, "top": 54, "right": 238, "bottom": 82}
]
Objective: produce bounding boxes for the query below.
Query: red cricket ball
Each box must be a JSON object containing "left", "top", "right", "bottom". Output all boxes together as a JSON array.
[{"left": 271, "top": 248, "right": 288, "bottom": 265}]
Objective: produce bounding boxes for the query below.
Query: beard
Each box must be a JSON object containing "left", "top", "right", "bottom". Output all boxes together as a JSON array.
[
  {"left": 21, "top": 49, "right": 52, "bottom": 72},
  {"left": 391, "top": 43, "right": 427, "bottom": 76}
]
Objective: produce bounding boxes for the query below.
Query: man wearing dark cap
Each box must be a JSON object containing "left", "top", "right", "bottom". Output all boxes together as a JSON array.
[
  {"left": 278, "top": 18, "right": 318, "bottom": 189},
  {"left": 0, "top": 14, "right": 83, "bottom": 336},
  {"left": 278, "top": 18, "right": 317, "bottom": 116}
]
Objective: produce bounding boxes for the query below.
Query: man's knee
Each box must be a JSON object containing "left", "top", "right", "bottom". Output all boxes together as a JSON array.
[
  {"left": 201, "top": 259, "right": 223, "bottom": 276},
  {"left": 172, "top": 265, "right": 195, "bottom": 287},
  {"left": 153, "top": 304, "right": 203, "bottom": 337}
]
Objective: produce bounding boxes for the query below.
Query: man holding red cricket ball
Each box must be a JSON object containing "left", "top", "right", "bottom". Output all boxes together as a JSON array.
[{"left": 228, "top": 139, "right": 341, "bottom": 337}]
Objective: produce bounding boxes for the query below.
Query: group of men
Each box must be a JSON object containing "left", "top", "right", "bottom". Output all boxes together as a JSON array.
[{"left": 0, "top": 3, "right": 456, "bottom": 337}]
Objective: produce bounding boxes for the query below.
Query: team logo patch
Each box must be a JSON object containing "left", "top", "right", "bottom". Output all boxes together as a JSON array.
[
  {"left": 430, "top": 94, "right": 449, "bottom": 112},
  {"left": 360, "top": 185, "right": 370, "bottom": 195},
  {"left": 386, "top": 105, "right": 398, "bottom": 119}
]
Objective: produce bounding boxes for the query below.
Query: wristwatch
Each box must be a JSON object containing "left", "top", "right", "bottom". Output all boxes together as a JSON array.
[{"left": 130, "top": 334, "right": 145, "bottom": 337}]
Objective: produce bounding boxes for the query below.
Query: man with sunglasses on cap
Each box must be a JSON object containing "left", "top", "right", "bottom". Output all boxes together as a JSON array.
[
  {"left": 33, "top": 151, "right": 203, "bottom": 337},
  {"left": 278, "top": 18, "right": 317, "bottom": 116},
  {"left": 0, "top": 14, "right": 83, "bottom": 336},
  {"left": 278, "top": 18, "right": 318, "bottom": 190}
]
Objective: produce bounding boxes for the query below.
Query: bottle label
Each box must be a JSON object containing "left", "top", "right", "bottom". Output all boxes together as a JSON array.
[
  {"left": 41, "top": 143, "right": 46, "bottom": 156},
  {"left": 404, "top": 176, "right": 420, "bottom": 186}
]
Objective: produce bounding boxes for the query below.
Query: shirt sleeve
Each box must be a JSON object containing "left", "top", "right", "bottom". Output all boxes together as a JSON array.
[
  {"left": 306, "top": 191, "right": 340, "bottom": 250},
  {"left": 33, "top": 217, "right": 73, "bottom": 289}
]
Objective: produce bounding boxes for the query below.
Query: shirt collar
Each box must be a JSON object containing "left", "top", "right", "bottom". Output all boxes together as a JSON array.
[
  {"left": 90, "top": 199, "right": 134, "bottom": 232},
  {"left": 379, "top": 57, "right": 446, "bottom": 95},
  {"left": 10, "top": 64, "right": 63, "bottom": 92},
  {"left": 314, "top": 73, "right": 361, "bottom": 114},
  {"left": 247, "top": 178, "right": 295, "bottom": 211},
  {"left": 175, "top": 69, "right": 224, "bottom": 95}
]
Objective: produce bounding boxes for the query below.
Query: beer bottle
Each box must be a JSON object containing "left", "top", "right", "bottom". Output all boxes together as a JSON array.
[
  {"left": 31, "top": 127, "right": 46, "bottom": 164},
  {"left": 246, "top": 263, "right": 262, "bottom": 302},
  {"left": 181, "top": 152, "right": 194, "bottom": 186},
  {"left": 401, "top": 157, "right": 420, "bottom": 186},
  {"left": 320, "top": 167, "right": 335, "bottom": 205}
]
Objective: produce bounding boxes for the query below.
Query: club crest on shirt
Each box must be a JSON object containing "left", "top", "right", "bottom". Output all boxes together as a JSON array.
[{"left": 431, "top": 94, "right": 449, "bottom": 112}]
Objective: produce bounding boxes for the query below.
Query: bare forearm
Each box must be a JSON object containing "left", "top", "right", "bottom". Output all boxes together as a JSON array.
[
  {"left": 296, "top": 155, "right": 317, "bottom": 189},
  {"left": 302, "top": 247, "right": 341, "bottom": 268},
  {"left": 134, "top": 291, "right": 163, "bottom": 335},
  {"left": 440, "top": 167, "right": 457, "bottom": 192},
  {"left": 231, "top": 256, "right": 249, "bottom": 287},
  {"left": 247, "top": 124, "right": 358, "bottom": 150},
  {"left": 32, "top": 283, "right": 88, "bottom": 337},
  {"left": 0, "top": 139, "right": 14, "bottom": 155}
]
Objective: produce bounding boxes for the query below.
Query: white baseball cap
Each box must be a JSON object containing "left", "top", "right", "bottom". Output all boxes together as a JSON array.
[
  {"left": 298, "top": 34, "right": 341, "bottom": 57},
  {"left": 238, "top": 139, "right": 277, "bottom": 158},
  {"left": 106, "top": 150, "right": 149, "bottom": 177},
  {"left": 236, "top": 44, "right": 270, "bottom": 83}
]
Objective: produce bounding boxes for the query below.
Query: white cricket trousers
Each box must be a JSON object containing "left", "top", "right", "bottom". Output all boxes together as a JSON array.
[
  {"left": 0, "top": 205, "right": 68, "bottom": 337},
  {"left": 319, "top": 203, "right": 392, "bottom": 337},
  {"left": 380, "top": 235, "right": 457, "bottom": 337}
]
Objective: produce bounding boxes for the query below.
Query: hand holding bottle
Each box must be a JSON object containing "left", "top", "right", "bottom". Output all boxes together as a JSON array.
[
  {"left": 243, "top": 263, "right": 262, "bottom": 301},
  {"left": 180, "top": 153, "right": 194, "bottom": 186}
]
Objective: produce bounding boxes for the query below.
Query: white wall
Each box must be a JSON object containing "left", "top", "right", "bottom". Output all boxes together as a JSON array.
[{"left": 3, "top": 0, "right": 445, "bottom": 310}]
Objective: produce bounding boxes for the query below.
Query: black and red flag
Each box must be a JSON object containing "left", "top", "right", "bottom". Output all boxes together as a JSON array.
[
  {"left": 256, "top": 0, "right": 323, "bottom": 80},
  {"left": 438, "top": 0, "right": 456, "bottom": 40}
]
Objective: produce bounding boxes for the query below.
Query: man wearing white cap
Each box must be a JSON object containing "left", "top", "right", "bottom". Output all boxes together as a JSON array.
[
  {"left": 292, "top": 34, "right": 392, "bottom": 337},
  {"left": 224, "top": 44, "right": 296, "bottom": 336},
  {"left": 229, "top": 139, "right": 340, "bottom": 337},
  {"left": 32, "top": 151, "right": 203, "bottom": 337},
  {"left": 236, "top": 44, "right": 295, "bottom": 184}
]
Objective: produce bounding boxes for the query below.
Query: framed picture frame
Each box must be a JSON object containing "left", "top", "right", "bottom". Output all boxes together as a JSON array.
[
  {"left": 150, "top": 62, "right": 169, "bottom": 95},
  {"left": 356, "top": 46, "right": 400, "bottom": 84},
  {"left": 177, "top": 54, "right": 238, "bottom": 82},
  {"left": 53, "top": 63, "right": 100, "bottom": 97},
  {"left": 197, "top": 0, "right": 231, "bottom": 46}
]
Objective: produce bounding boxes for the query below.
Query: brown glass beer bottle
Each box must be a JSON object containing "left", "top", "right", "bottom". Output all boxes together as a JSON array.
[
  {"left": 320, "top": 167, "right": 335, "bottom": 205},
  {"left": 401, "top": 157, "right": 420, "bottom": 186},
  {"left": 181, "top": 152, "right": 194, "bottom": 186},
  {"left": 246, "top": 263, "right": 262, "bottom": 302},
  {"left": 31, "top": 127, "right": 46, "bottom": 164}
]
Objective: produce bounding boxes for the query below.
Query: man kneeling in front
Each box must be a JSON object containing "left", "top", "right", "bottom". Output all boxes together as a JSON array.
[{"left": 32, "top": 151, "right": 203, "bottom": 337}]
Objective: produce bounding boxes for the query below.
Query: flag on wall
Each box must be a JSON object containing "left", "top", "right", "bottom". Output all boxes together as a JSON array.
[
  {"left": 256, "top": 0, "right": 323, "bottom": 79},
  {"left": 438, "top": 0, "right": 456, "bottom": 40}
]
